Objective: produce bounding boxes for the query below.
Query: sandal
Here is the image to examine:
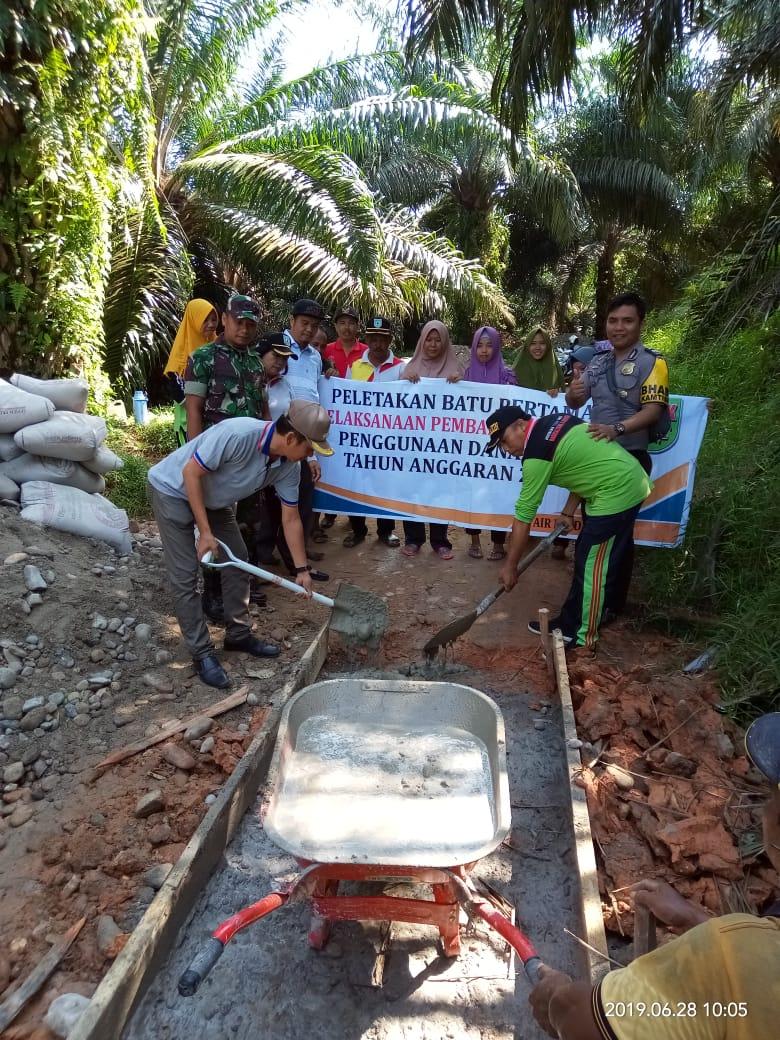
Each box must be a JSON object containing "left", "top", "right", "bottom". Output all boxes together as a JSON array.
[
  {"left": 343, "top": 532, "right": 366, "bottom": 548},
  {"left": 311, "top": 529, "right": 328, "bottom": 543},
  {"left": 468, "top": 544, "right": 483, "bottom": 559},
  {"left": 402, "top": 543, "right": 421, "bottom": 557},
  {"left": 487, "top": 547, "right": 506, "bottom": 561},
  {"left": 434, "top": 546, "right": 454, "bottom": 560}
]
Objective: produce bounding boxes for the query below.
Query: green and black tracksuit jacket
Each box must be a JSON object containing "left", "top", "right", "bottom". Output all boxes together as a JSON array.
[{"left": 514, "top": 414, "right": 652, "bottom": 647}]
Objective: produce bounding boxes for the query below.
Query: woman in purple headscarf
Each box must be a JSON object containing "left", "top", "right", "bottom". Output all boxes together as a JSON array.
[
  {"left": 463, "top": 326, "right": 517, "bottom": 560},
  {"left": 464, "top": 326, "right": 517, "bottom": 386}
]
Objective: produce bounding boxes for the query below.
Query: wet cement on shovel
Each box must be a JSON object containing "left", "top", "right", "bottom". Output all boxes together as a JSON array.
[{"left": 330, "top": 581, "right": 388, "bottom": 648}]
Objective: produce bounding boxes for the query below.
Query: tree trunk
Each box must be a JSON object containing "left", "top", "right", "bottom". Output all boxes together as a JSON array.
[{"left": 594, "top": 229, "right": 619, "bottom": 338}]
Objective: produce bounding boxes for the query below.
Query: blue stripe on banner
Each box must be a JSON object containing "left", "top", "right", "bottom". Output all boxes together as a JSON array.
[
  {"left": 313, "top": 490, "right": 408, "bottom": 518},
  {"left": 639, "top": 488, "right": 687, "bottom": 523}
]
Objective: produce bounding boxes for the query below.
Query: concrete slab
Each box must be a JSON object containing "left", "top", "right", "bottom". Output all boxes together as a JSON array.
[{"left": 127, "top": 671, "right": 584, "bottom": 1040}]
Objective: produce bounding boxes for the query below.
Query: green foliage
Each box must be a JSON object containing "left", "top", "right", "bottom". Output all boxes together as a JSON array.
[
  {"left": 103, "top": 410, "right": 176, "bottom": 517},
  {"left": 640, "top": 306, "right": 780, "bottom": 718},
  {"left": 0, "top": 0, "right": 149, "bottom": 404}
]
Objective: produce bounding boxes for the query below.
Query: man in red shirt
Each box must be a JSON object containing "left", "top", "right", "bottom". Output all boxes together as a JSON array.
[{"left": 324, "top": 307, "right": 366, "bottom": 377}]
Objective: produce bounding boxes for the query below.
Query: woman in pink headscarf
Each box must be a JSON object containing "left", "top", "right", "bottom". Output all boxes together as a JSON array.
[
  {"left": 401, "top": 320, "right": 463, "bottom": 559},
  {"left": 464, "top": 326, "right": 516, "bottom": 559}
]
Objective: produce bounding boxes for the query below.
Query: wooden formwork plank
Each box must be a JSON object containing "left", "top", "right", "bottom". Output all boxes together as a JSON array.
[
  {"left": 552, "top": 631, "right": 610, "bottom": 983},
  {"left": 70, "top": 624, "right": 329, "bottom": 1040}
]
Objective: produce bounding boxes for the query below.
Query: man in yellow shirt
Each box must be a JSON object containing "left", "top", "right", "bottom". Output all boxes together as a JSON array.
[{"left": 528, "top": 713, "right": 779, "bottom": 1039}]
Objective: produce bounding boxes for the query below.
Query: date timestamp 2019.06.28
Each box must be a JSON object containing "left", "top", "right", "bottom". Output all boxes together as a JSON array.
[{"left": 604, "top": 1002, "right": 748, "bottom": 1019}]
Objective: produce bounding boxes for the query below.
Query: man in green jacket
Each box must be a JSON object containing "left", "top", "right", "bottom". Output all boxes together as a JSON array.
[{"left": 486, "top": 406, "right": 651, "bottom": 649}]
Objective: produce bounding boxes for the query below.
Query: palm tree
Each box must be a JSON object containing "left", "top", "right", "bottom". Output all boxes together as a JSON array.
[{"left": 104, "top": 5, "right": 514, "bottom": 387}]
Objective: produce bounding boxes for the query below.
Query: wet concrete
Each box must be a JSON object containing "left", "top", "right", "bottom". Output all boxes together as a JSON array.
[{"left": 127, "top": 669, "right": 583, "bottom": 1040}]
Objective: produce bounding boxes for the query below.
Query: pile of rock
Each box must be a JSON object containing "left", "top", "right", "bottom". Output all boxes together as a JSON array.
[
  {"left": 0, "top": 374, "right": 131, "bottom": 553},
  {"left": 567, "top": 657, "right": 777, "bottom": 932}
]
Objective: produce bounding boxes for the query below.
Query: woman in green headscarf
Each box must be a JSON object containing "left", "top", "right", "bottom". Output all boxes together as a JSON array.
[
  {"left": 513, "top": 326, "right": 569, "bottom": 560},
  {"left": 513, "top": 327, "right": 565, "bottom": 396}
]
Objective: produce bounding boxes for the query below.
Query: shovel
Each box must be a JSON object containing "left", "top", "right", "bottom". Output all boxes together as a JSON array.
[
  {"left": 423, "top": 523, "right": 568, "bottom": 656},
  {"left": 202, "top": 540, "right": 388, "bottom": 647}
]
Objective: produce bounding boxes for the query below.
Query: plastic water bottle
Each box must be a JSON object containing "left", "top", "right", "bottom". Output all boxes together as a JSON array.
[{"left": 132, "top": 389, "right": 149, "bottom": 425}]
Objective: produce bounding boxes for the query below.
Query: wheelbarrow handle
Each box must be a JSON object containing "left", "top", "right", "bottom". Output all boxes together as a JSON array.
[
  {"left": 202, "top": 539, "right": 335, "bottom": 609},
  {"left": 470, "top": 902, "right": 545, "bottom": 985},
  {"left": 178, "top": 891, "right": 289, "bottom": 997}
]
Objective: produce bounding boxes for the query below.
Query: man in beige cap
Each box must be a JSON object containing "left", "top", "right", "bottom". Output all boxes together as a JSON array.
[{"left": 147, "top": 402, "right": 333, "bottom": 689}]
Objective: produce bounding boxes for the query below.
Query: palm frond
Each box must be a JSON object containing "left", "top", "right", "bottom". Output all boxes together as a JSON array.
[
  {"left": 693, "top": 190, "right": 780, "bottom": 333},
  {"left": 181, "top": 147, "right": 383, "bottom": 275},
  {"left": 103, "top": 182, "right": 193, "bottom": 388}
]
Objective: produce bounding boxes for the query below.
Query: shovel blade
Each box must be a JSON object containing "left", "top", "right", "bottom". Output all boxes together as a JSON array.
[
  {"left": 330, "top": 582, "right": 389, "bottom": 648},
  {"left": 423, "top": 610, "right": 478, "bottom": 656}
]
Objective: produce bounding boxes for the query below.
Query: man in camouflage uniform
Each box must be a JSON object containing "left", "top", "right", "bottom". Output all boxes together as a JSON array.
[
  {"left": 184, "top": 295, "right": 267, "bottom": 436},
  {"left": 183, "top": 294, "right": 268, "bottom": 619}
]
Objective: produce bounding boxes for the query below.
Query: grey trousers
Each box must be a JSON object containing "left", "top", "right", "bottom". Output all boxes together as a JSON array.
[{"left": 150, "top": 486, "right": 252, "bottom": 660}]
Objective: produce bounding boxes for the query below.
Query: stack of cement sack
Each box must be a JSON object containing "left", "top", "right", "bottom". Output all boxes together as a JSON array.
[{"left": 0, "top": 375, "right": 132, "bottom": 554}]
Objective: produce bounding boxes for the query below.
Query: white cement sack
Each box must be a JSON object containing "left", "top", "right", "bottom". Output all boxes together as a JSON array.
[
  {"left": 0, "top": 473, "right": 20, "bottom": 502},
  {"left": 14, "top": 411, "right": 107, "bottom": 461},
  {"left": 82, "top": 444, "right": 124, "bottom": 474},
  {"left": 0, "top": 453, "right": 105, "bottom": 494},
  {"left": 0, "top": 379, "right": 56, "bottom": 433},
  {"left": 0, "top": 433, "right": 24, "bottom": 461},
  {"left": 20, "top": 481, "right": 132, "bottom": 554},
  {"left": 10, "top": 373, "right": 89, "bottom": 413}
]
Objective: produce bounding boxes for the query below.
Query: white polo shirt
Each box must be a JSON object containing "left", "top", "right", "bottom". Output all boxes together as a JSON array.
[
  {"left": 266, "top": 375, "right": 292, "bottom": 420},
  {"left": 283, "top": 330, "right": 322, "bottom": 403}
]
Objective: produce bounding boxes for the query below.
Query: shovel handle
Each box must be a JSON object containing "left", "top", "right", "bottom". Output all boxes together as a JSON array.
[
  {"left": 474, "top": 523, "right": 568, "bottom": 618},
  {"left": 203, "top": 540, "right": 335, "bottom": 609}
]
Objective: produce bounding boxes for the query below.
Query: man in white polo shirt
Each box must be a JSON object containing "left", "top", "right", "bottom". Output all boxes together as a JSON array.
[
  {"left": 282, "top": 298, "right": 329, "bottom": 572},
  {"left": 147, "top": 402, "right": 333, "bottom": 689}
]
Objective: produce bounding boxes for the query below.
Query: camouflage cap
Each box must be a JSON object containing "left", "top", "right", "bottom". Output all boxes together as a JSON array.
[{"left": 225, "top": 295, "right": 260, "bottom": 322}]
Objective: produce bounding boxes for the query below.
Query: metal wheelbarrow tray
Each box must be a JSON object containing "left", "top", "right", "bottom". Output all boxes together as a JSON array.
[{"left": 179, "top": 679, "right": 545, "bottom": 997}]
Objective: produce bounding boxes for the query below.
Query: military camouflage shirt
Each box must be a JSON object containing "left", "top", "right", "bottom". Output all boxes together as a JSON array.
[{"left": 183, "top": 339, "right": 267, "bottom": 427}]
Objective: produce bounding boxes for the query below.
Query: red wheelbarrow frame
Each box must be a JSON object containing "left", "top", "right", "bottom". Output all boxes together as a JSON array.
[{"left": 178, "top": 859, "right": 544, "bottom": 997}]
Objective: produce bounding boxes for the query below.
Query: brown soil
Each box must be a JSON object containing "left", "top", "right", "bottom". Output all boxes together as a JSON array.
[
  {"left": 0, "top": 510, "right": 317, "bottom": 1037},
  {"left": 1, "top": 514, "right": 775, "bottom": 1036}
]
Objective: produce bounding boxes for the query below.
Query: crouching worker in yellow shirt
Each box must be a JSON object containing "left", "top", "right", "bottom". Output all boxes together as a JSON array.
[{"left": 528, "top": 712, "right": 780, "bottom": 1039}]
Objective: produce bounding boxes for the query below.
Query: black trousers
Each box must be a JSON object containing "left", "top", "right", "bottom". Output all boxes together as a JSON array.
[
  {"left": 402, "top": 521, "right": 451, "bottom": 550},
  {"left": 611, "top": 448, "right": 652, "bottom": 614},
  {"left": 253, "top": 464, "right": 315, "bottom": 572},
  {"left": 349, "top": 516, "right": 396, "bottom": 539},
  {"left": 557, "top": 504, "right": 642, "bottom": 648}
]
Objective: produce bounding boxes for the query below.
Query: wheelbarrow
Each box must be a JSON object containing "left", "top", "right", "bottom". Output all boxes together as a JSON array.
[{"left": 179, "top": 678, "right": 548, "bottom": 997}]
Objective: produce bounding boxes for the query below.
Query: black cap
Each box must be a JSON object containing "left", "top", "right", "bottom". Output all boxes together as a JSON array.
[
  {"left": 225, "top": 295, "right": 260, "bottom": 321},
  {"left": 292, "top": 298, "right": 325, "bottom": 319},
  {"left": 334, "top": 306, "right": 360, "bottom": 323},
  {"left": 365, "top": 316, "right": 392, "bottom": 337},
  {"left": 485, "top": 405, "right": 531, "bottom": 453},
  {"left": 257, "top": 333, "right": 293, "bottom": 358}
]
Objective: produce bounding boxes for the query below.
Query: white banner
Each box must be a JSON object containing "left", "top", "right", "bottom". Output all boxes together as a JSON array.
[{"left": 313, "top": 377, "right": 709, "bottom": 548}]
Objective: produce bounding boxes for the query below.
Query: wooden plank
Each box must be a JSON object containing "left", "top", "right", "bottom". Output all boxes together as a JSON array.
[
  {"left": 70, "top": 625, "right": 329, "bottom": 1040},
  {"left": 0, "top": 917, "right": 85, "bottom": 1031},
  {"left": 538, "top": 607, "right": 555, "bottom": 683},
  {"left": 552, "top": 630, "right": 611, "bottom": 983},
  {"left": 92, "top": 686, "right": 249, "bottom": 774}
]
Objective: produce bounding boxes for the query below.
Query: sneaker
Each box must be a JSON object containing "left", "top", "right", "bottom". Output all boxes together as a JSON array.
[
  {"left": 379, "top": 533, "right": 400, "bottom": 547},
  {"left": 527, "top": 619, "right": 574, "bottom": 646}
]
